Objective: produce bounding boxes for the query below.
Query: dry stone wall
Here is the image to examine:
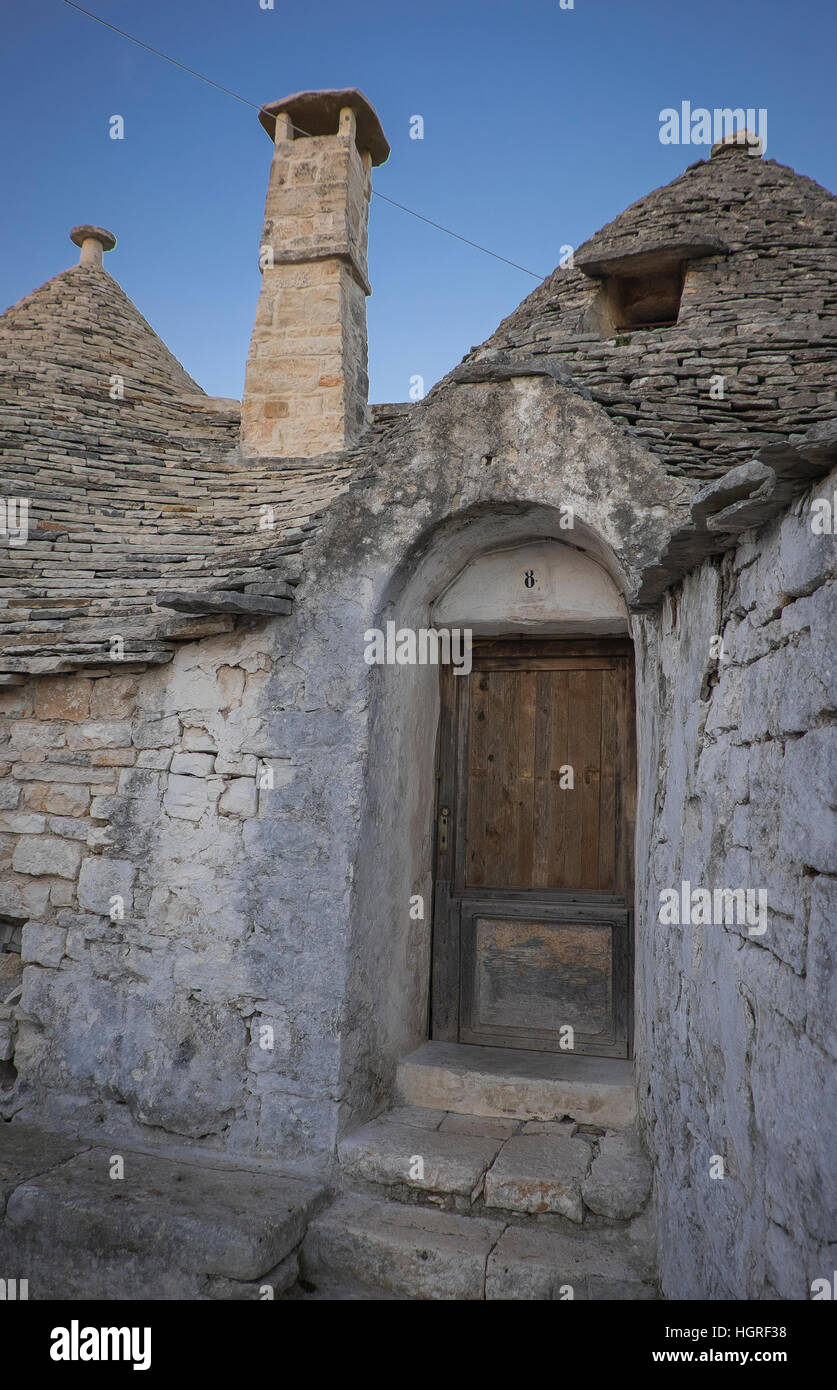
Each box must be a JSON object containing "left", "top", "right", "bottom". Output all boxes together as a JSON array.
[
  {"left": 634, "top": 467, "right": 836, "bottom": 1299},
  {"left": 0, "top": 620, "right": 360, "bottom": 1177}
]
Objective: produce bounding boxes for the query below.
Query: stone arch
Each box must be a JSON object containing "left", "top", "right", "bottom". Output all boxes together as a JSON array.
[{"left": 338, "top": 498, "right": 638, "bottom": 1123}]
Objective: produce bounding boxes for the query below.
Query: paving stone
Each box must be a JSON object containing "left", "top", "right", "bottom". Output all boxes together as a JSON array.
[
  {"left": 0, "top": 1124, "right": 82, "bottom": 1213},
  {"left": 5, "top": 1147, "right": 324, "bottom": 1283},
  {"left": 300, "top": 1192, "right": 502, "bottom": 1300},
  {"left": 338, "top": 1118, "right": 502, "bottom": 1199},
  {"left": 484, "top": 1134, "right": 591, "bottom": 1221},
  {"left": 485, "top": 1222, "right": 658, "bottom": 1301},
  {"left": 582, "top": 1129, "right": 653, "bottom": 1219},
  {"left": 522, "top": 1119, "right": 578, "bottom": 1137},
  {"left": 204, "top": 1250, "right": 299, "bottom": 1301},
  {"left": 376, "top": 1105, "right": 445, "bottom": 1130},
  {"left": 439, "top": 1113, "right": 519, "bottom": 1139}
]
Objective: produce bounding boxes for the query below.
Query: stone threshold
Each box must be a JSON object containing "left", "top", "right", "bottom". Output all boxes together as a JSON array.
[{"left": 397, "top": 1042, "right": 636, "bottom": 1129}]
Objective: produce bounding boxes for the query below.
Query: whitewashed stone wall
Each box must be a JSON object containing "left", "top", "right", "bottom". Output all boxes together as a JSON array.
[
  {"left": 634, "top": 468, "right": 837, "bottom": 1299},
  {"left": 0, "top": 622, "right": 361, "bottom": 1177}
]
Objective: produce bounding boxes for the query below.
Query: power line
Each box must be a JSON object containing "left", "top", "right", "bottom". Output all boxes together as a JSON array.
[
  {"left": 370, "top": 191, "right": 546, "bottom": 279},
  {"left": 60, "top": 0, "right": 261, "bottom": 111},
  {"left": 58, "top": 0, "right": 548, "bottom": 281}
]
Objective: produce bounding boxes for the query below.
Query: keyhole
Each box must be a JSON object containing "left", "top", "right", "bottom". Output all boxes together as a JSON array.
[{"left": 524, "top": 570, "right": 535, "bottom": 588}]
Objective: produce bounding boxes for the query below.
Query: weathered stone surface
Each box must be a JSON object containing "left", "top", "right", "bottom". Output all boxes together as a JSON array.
[
  {"left": 300, "top": 1193, "right": 502, "bottom": 1300},
  {"left": 581, "top": 1130, "right": 652, "bottom": 1219},
  {"left": 12, "top": 834, "right": 81, "bottom": 880},
  {"left": 0, "top": 1124, "right": 80, "bottom": 1213},
  {"left": 20, "top": 922, "right": 66, "bottom": 969},
  {"left": 779, "top": 729, "right": 837, "bottom": 873},
  {"left": 33, "top": 678, "right": 91, "bottom": 722},
  {"left": 484, "top": 1134, "right": 591, "bottom": 1221},
  {"left": 157, "top": 591, "right": 293, "bottom": 617},
  {"left": 0, "top": 812, "right": 46, "bottom": 835},
  {"left": 76, "top": 856, "right": 135, "bottom": 916},
  {"left": 132, "top": 715, "right": 181, "bottom": 750},
  {"left": 806, "top": 874, "right": 837, "bottom": 1058},
  {"left": 5, "top": 1148, "right": 323, "bottom": 1283},
  {"left": 398, "top": 1043, "right": 637, "bottom": 1128},
  {"left": 522, "top": 1119, "right": 578, "bottom": 1137},
  {"left": 163, "top": 773, "right": 211, "bottom": 821},
  {"left": 338, "top": 1118, "right": 502, "bottom": 1199},
  {"left": 485, "top": 1222, "right": 658, "bottom": 1301},
  {"left": 439, "top": 1113, "right": 519, "bottom": 1139},
  {"left": 205, "top": 1250, "right": 300, "bottom": 1301},
  {"left": 634, "top": 492, "right": 837, "bottom": 1300},
  {"left": 170, "top": 752, "right": 215, "bottom": 777},
  {"left": 23, "top": 783, "right": 90, "bottom": 816},
  {"left": 377, "top": 1105, "right": 445, "bottom": 1130},
  {"left": 218, "top": 777, "right": 258, "bottom": 818}
]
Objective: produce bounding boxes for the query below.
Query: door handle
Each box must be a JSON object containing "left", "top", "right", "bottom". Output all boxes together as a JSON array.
[{"left": 438, "top": 806, "right": 450, "bottom": 852}]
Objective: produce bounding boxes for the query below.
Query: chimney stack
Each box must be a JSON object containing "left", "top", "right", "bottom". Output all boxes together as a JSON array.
[{"left": 241, "top": 89, "right": 390, "bottom": 458}]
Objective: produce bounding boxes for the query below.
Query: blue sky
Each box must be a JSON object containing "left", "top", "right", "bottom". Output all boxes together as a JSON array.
[{"left": 3, "top": 0, "right": 835, "bottom": 403}]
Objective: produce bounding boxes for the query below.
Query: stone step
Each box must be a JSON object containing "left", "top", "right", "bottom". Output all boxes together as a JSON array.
[
  {"left": 483, "top": 1133, "right": 593, "bottom": 1222},
  {"left": 338, "top": 1105, "right": 652, "bottom": 1223},
  {"left": 298, "top": 1191, "right": 658, "bottom": 1301},
  {"left": 337, "top": 1112, "right": 510, "bottom": 1207},
  {"left": 299, "top": 1192, "right": 504, "bottom": 1300},
  {"left": 397, "top": 1042, "right": 636, "bottom": 1129},
  {"left": 486, "top": 1216, "right": 659, "bottom": 1300},
  {"left": 0, "top": 1124, "right": 325, "bottom": 1299}
]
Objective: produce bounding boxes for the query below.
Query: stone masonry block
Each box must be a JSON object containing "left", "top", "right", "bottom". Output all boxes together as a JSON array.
[{"left": 12, "top": 834, "right": 82, "bottom": 879}]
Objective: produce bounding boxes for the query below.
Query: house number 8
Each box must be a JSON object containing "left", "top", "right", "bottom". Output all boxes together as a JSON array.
[{"left": 524, "top": 570, "right": 536, "bottom": 588}]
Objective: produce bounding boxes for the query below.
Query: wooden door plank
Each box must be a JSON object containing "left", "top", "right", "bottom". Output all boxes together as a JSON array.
[
  {"left": 580, "top": 668, "right": 604, "bottom": 890},
  {"left": 514, "top": 668, "right": 537, "bottom": 887},
  {"left": 598, "top": 663, "right": 618, "bottom": 891},
  {"left": 532, "top": 669, "right": 553, "bottom": 890},
  {"left": 548, "top": 669, "right": 570, "bottom": 889},
  {"left": 465, "top": 669, "right": 489, "bottom": 888},
  {"left": 497, "top": 671, "right": 516, "bottom": 885}
]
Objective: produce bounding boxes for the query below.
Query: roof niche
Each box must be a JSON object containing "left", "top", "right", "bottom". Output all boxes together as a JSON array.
[{"left": 576, "top": 237, "right": 730, "bottom": 335}]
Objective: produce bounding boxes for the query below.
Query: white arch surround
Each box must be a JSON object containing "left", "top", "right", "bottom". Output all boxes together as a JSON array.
[{"left": 430, "top": 539, "right": 629, "bottom": 636}]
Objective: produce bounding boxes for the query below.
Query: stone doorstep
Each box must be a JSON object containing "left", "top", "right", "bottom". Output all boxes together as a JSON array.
[
  {"left": 337, "top": 1106, "right": 651, "bottom": 1225},
  {"left": 299, "top": 1193, "right": 502, "bottom": 1300},
  {"left": 0, "top": 1124, "right": 326, "bottom": 1295},
  {"left": 338, "top": 1118, "right": 505, "bottom": 1203},
  {"left": 396, "top": 1042, "right": 637, "bottom": 1129},
  {"left": 483, "top": 1134, "right": 592, "bottom": 1222},
  {"left": 297, "top": 1192, "right": 658, "bottom": 1301}
]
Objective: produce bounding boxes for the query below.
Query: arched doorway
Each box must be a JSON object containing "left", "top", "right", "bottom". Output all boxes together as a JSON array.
[{"left": 428, "top": 541, "right": 636, "bottom": 1059}]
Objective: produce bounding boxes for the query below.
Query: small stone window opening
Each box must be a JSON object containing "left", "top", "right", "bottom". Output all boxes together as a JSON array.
[
  {"left": 0, "top": 914, "right": 23, "bottom": 959},
  {"left": 0, "top": 914, "right": 24, "bottom": 996},
  {"left": 605, "top": 263, "right": 686, "bottom": 331},
  {"left": 0, "top": 914, "right": 24, "bottom": 1087}
]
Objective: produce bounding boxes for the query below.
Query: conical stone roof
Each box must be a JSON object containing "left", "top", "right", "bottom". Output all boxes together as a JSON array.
[
  {"left": 0, "top": 262, "right": 203, "bottom": 400},
  {"left": 468, "top": 150, "right": 837, "bottom": 479}
]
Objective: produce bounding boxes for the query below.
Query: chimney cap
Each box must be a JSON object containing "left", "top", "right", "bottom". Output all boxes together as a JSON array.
[
  {"left": 70, "top": 224, "right": 117, "bottom": 252},
  {"left": 258, "top": 88, "right": 390, "bottom": 166}
]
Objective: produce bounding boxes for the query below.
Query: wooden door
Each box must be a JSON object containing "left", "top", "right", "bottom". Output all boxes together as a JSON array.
[{"left": 431, "top": 639, "right": 635, "bottom": 1057}]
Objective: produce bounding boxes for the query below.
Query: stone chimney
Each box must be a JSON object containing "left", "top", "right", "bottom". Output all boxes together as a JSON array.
[{"left": 241, "top": 89, "right": 390, "bottom": 458}]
